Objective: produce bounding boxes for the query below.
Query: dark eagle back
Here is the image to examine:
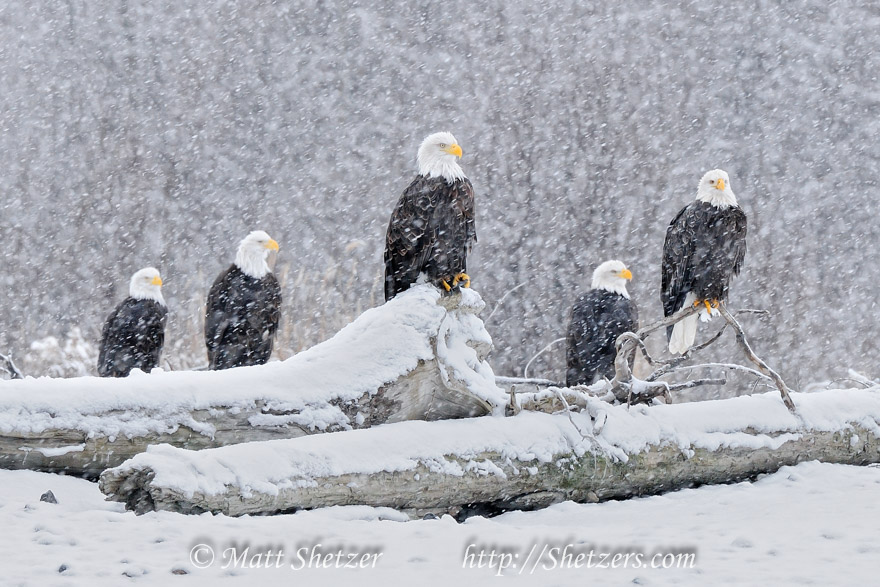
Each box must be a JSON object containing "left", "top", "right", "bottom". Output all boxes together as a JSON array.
[
  {"left": 661, "top": 201, "right": 747, "bottom": 322},
  {"left": 384, "top": 175, "right": 476, "bottom": 300},
  {"left": 566, "top": 289, "right": 638, "bottom": 387},
  {"left": 205, "top": 265, "right": 282, "bottom": 370},
  {"left": 97, "top": 298, "right": 167, "bottom": 377}
]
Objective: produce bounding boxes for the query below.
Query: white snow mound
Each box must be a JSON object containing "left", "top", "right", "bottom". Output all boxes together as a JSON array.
[{"left": 0, "top": 285, "right": 506, "bottom": 440}]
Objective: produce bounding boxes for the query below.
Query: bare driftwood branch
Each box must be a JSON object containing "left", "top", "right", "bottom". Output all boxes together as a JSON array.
[
  {"left": 0, "top": 353, "right": 24, "bottom": 380},
  {"left": 495, "top": 376, "right": 561, "bottom": 388},
  {"left": 603, "top": 303, "right": 794, "bottom": 410},
  {"left": 608, "top": 303, "right": 713, "bottom": 404},
  {"left": 643, "top": 328, "right": 727, "bottom": 380},
  {"left": 515, "top": 385, "right": 612, "bottom": 413},
  {"left": 524, "top": 337, "right": 566, "bottom": 379},
  {"left": 671, "top": 362, "right": 773, "bottom": 383},
  {"left": 716, "top": 303, "right": 796, "bottom": 412},
  {"left": 637, "top": 308, "right": 767, "bottom": 377},
  {"left": 824, "top": 371, "right": 876, "bottom": 390},
  {"left": 826, "top": 378, "right": 871, "bottom": 390},
  {"left": 485, "top": 282, "right": 527, "bottom": 323}
]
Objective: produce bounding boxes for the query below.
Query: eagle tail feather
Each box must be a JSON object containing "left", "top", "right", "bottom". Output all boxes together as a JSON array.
[{"left": 668, "top": 293, "right": 699, "bottom": 355}]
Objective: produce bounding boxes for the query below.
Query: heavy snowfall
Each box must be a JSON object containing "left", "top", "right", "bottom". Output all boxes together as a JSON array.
[
  {"left": 1, "top": 0, "right": 877, "bottom": 383},
  {"left": 1, "top": 1, "right": 879, "bottom": 585}
]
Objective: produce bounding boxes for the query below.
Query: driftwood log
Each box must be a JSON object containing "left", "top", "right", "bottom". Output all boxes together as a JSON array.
[
  {"left": 0, "top": 287, "right": 505, "bottom": 478},
  {"left": 99, "top": 387, "right": 880, "bottom": 516}
]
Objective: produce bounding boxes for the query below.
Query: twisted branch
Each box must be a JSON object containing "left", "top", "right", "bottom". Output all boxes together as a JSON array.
[
  {"left": 715, "top": 303, "right": 796, "bottom": 412},
  {"left": 0, "top": 353, "right": 23, "bottom": 380},
  {"left": 607, "top": 304, "right": 795, "bottom": 412}
]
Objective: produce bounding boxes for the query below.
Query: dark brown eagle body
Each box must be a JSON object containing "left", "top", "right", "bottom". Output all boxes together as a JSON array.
[
  {"left": 661, "top": 201, "right": 747, "bottom": 338},
  {"left": 384, "top": 175, "right": 476, "bottom": 300},
  {"left": 205, "top": 265, "right": 282, "bottom": 370},
  {"left": 566, "top": 289, "right": 638, "bottom": 387},
  {"left": 97, "top": 298, "right": 167, "bottom": 377}
]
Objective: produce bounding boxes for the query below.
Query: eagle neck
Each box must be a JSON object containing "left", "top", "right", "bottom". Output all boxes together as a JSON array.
[
  {"left": 594, "top": 282, "right": 630, "bottom": 300},
  {"left": 130, "top": 285, "right": 165, "bottom": 306},
  {"left": 235, "top": 250, "right": 271, "bottom": 279},
  {"left": 697, "top": 189, "right": 738, "bottom": 209},
  {"left": 419, "top": 159, "right": 466, "bottom": 184}
]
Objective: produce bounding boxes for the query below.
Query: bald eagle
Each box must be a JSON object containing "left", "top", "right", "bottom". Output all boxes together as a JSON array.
[
  {"left": 384, "top": 131, "right": 477, "bottom": 300},
  {"left": 205, "top": 231, "right": 282, "bottom": 370},
  {"left": 662, "top": 169, "right": 747, "bottom": 354},
  {"left": 97, "top": 267, "right": 167, "bottom": 377},
  {"left": 566, "top": 260, "right": 638, "bottom": 386}
]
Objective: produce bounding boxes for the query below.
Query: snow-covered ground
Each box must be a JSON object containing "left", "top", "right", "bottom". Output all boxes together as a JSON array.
[{"left": 4, "top": 461, "right": 878, "bottom": 586}]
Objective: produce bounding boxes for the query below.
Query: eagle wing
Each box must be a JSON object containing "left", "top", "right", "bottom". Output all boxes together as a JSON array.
[
  {"left": 459, "top": 177, "right": 477, "bottom": 249},
  {"left": 262, "top": 273, "right": 282, "bottom": 338},
  {"left": 204, "top": 268, "right": 233, "bottom": 361},
  {"left": 384, "top": 178, "right": 438, "bottom": 300},
  {"left": 97, "top": 304, "right": 122, "bottom": 376},
  {"left": 430, "top": 177, "right": 476, "bottom": 276},
  {"left": 566, "top": 292, "right": 600, "bottom": 385},
  {"left": 727, "top": 207, "right": 748, "bottom": 278},
  {"left": 661, "top": 202, "right": 699, "bottom": 319}
]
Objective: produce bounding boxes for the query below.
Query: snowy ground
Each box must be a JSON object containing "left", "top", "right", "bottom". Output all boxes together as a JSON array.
[{"left": 3, "top": 461, "right": 878, "bottom": 586}]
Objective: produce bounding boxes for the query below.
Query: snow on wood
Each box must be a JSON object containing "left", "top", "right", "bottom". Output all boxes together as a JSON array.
[
  {"left": 99, "top": 386, "right": 880, "bottom": 516},
  {"left": 0, "top": 286, "right": 506, "bottom": 478}
]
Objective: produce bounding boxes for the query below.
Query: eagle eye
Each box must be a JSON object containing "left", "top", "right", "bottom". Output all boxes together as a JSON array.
[{"left": 438, "top": 143, "right": 447, "bottom": 148}]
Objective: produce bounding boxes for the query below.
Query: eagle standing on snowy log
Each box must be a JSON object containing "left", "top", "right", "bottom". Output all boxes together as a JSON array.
[
  {"left": 566, "top": 260, "right": 638, "bottom": 386},
  {"left": 205, "top": 231, "right": 282, "bottom": 370},
  {"left": 662, "top": 169, "right": 747, "bottom": 354},
  {"left": 97, "top": 267, "right": 167, "bottom": 377},
  {"left": 384, "top": 131, "right": 476, "bottom": 300}
]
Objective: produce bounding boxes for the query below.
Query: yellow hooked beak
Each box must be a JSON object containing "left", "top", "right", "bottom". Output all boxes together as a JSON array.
[
  {"left": 619, "top": 269, "right": 633, "bottom": 281},
  {"left": 151, "top": 275, "right": 163, "bottom": 286},
  {"left": 715, "top": 178, "right": 725, "bottom": 191},
  {"left": 265, "top": 239, "right": 280, "bottom": 252},
  {"left": 444, "top": 143, "right": 463, "bottom": 159}
]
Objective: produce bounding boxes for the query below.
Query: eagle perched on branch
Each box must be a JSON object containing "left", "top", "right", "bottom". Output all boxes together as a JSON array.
[
  {"left": 384, "top": 131, "right": 477, "bottom": 300},
  {"left": 662, "top": 169, "right": 747, "bottom": 354},
  {"left": 566, "top": 260, "right": 638, "bottom": 386}
]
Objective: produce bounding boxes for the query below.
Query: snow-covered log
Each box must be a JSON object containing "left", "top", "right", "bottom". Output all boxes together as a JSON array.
[
  {"left": 0, "top": 286, "right": 505, "bottom": 478},
  {"left": 99, "top": 386, "right": 880, "bottom": 516}
]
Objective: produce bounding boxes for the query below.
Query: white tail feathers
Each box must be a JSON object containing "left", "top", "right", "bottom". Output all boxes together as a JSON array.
[
  {"left": 669, "top": 292, "right": 699, "bottom": 355},
  {"left": 669, "top": 313, "right": 699, "bottom": 355}
]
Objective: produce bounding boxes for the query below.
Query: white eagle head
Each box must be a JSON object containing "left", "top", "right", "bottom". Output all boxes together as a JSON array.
[
  {"left": 235, "top": 230, "right": 280, "bottom": 278},
  {"left": 129, "top": 267, "right": 165, "bottom": 305},
  {"left": 417, "top": 131, "right": 466, "bottom": 183},
  {"left": 591, "top": 260, "right": 632, "bottom": 299},
  {"left": 696, "top": 169, "right": 738, "bottom": 208}
]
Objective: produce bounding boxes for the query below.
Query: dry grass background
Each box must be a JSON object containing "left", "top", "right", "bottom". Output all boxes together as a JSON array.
[{"left": 14, "top": 244, "right": 386, "bottom": 378}]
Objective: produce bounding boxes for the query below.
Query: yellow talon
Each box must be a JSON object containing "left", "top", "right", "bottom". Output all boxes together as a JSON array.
[
  {"left": 452, "top": 273, "right": 471, "bottom": 289},
  {"left": 441, "top": 279, "right": 452, "bottom": 292},
  {"left": 703, "top": 300, "right": 713, "bottom": 313}
]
